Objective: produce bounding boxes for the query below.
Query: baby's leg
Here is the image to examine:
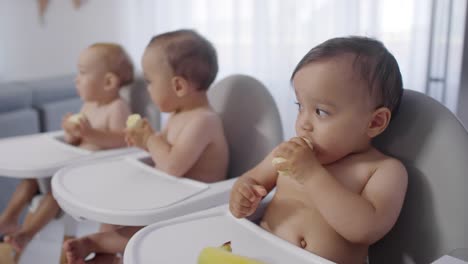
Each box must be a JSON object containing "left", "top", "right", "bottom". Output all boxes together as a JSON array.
[
  {"left": 64, "top": 226, "right": 142, "bottom": 264},
  {"left": 99, "top": 223, "right": 121, "bottom": 232},
  {"left": 4, "top": 191, "right": 60, "bottom": 252},
  {"left": 0, "top": 179, "right": 38, "bottom": 235},
  {"left": 86, "top": 253, "right": 122, "bottom": 264}
]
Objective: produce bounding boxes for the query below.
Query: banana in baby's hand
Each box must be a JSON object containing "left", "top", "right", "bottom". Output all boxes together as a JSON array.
[
  {"left": 198, "top": 241, "right": 265, "bottom": 264},
  {"left": 272, "top": 137, "right": 313, "bottom": 177},
  {"left": 126, "top": 114, "right": 142, "bottom": 129},
  {"left": 68, "top": 113, "right": 85, "bottom": 124}
]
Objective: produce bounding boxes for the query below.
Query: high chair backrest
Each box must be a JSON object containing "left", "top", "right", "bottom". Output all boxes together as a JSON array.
[
  {"left": 370, "top": 90, "right": 468, "bottom": 263},
  {"left": 208, "top": 74, "right": 283, "bottom": 179}
]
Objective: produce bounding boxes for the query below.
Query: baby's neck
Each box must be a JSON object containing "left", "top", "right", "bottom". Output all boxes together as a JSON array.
[
  {"left": 94, "top": 94, "right": 120, "bottom": 106},
  {"left": 176, "top": 92, "right": 210, "bottom": 113}
]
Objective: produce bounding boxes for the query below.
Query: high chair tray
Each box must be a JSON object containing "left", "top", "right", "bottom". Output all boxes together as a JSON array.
[
  {"left": 124, "top": 205, "right": 335, "bottom": 264},
  {"left": 0, "top": 131, "right": 138, "bottom": 178},
  {"left": 52, "top": 152, "right": 237, "bottom": 226}
]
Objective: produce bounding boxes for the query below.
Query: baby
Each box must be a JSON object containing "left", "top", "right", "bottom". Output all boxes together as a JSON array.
[
  {"left": 0, "top": 43, "right": 133, "bottom": 253},
  {"left": 230, "top": 37, "right": 408, "bottom": 264},
  {"left": 64, "top": 30, "right": 229, "bottom": 264}
]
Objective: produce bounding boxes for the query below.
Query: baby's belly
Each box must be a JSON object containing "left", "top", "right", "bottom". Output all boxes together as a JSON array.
[{"left": 260, "top": 196, "right": 367, "bottom": 264}]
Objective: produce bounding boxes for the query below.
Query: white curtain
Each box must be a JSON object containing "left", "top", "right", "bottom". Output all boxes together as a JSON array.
[{"left": 125, "top": 0, "right": 466, "bottom": 139}]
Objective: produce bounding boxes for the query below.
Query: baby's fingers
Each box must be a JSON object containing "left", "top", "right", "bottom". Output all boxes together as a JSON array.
[
  {"left": 252, "top": 185, "right": 267, "bottom": 197},
  {"left": 229, "top": 201, "right": 252, "bottom": 218},
  {"left": 239, "top": 183, "right": 260, "bottom": 203}
]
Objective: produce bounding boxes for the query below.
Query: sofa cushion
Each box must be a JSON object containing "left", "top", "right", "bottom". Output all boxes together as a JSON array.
[
  {"left": 37, "top": 97, "right": 82, "bottom": 132},
  {"left": 27, "top": 75, "right": 78, "bottom": 106},
  {"left": 0, "top": 109, "right": 40, "bottom": 138},
  {"left": 0, "top": 82, "right": 33, "bottom": 112}
]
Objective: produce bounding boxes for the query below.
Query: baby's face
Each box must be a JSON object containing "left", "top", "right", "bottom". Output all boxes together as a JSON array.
[
  {"left": 142, "top": 46, "right": 178, "bottom": 112},
  {"left": 75, "top": 48, "right": 108, "bottom": 102},
  {"left": 292, "top": 56, "right": 377, "bottom": 165}
]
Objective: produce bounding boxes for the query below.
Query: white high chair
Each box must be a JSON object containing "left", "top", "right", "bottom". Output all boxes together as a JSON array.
[
  {"left": 0, "top": 78, "right": 160, "bottom": 263},
  {"left": 0, "top": 133, "right": 140, "bottom": 264},
  {"left": 123, "top": 89, "right": 468, "bottom": 264},
  {"left": 52, "top": 74, "right": 283, "bottom": 227}
]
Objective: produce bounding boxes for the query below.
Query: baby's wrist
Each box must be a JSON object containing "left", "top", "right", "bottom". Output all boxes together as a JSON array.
[{"left": 144, "top": 133, "right": 154, "bottom": 149}]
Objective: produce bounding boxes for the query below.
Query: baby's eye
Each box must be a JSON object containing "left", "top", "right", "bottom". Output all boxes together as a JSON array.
[
  {"left": 294, "top": 102, "right": 303, "bottom": 112},
  {"left": 315, "top": 108, "right": 329, "bottom": 117}
]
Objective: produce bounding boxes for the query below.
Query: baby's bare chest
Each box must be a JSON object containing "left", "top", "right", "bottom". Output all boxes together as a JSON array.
[
  {"left": 279, "top": 160, "right": 375, "bottom": 199},
  {"left": 82, "top": 107, "right": 111, "bottom": 130},
  {"left": 326, "top": 161, "right": 374, "bottom": 193}
]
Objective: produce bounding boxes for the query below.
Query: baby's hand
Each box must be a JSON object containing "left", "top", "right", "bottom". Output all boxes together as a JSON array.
[
  {"left": 229, "top": 178, "right": 267, "bottom": 218},
  {"left": 62, "top": 113, "right": 81, "bottom": 138},
  {"left": 272, "top": 137, "right": 317, "bottom": 184},
  {"left": 125, "top": 118, "right": 154, "bottom": 149},
  {"left": 75, "top": 116, "right": 94, "bottom": 138}
]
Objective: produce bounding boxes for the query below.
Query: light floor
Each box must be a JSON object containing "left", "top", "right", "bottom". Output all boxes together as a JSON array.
[{"left": 0, "top": 237, "right": 71, "bottom": 264}]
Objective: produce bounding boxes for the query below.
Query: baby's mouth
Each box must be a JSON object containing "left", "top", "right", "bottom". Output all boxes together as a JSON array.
[{"left": 299, "top": 136, "right": 313, "bottom": 150}]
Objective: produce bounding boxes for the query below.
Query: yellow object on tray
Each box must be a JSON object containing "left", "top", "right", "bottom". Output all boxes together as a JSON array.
[{"left": 198, "top": 241, "right": 265, "bottom": 264}]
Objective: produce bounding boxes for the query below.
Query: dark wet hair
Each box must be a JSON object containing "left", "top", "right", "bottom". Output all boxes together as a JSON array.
[
  {"left": 148, "top": 29, "right": 218, "bottom": 91},
  {"left": 291, "top": 36, "right": 403, "bottom": 117}
]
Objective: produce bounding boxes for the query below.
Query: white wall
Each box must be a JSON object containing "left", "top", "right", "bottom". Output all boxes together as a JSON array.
[{"left": 0, "top": 0, "right": 132, "bottom": 82}]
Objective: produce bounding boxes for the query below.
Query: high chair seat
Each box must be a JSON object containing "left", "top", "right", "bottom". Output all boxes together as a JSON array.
[
  {"left": 369, "top": 90, "right": 468, "bottom": 263},
  {"left": 0, "top": 131, "right": 140, "bottom": 178},
  {"left": 123, "top": 200, "right": 334, "bottom": 264}
]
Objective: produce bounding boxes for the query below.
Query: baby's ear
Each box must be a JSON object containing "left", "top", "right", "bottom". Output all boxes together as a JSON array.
[
  {"left": 104, "top": 72, "right": 120, "bottom": 92},
  {"left": 171, "top": 76, "right": 191, "bottom": 97},
  {"left": 367, "top": 107, "right": 391, "bottom": 138}
]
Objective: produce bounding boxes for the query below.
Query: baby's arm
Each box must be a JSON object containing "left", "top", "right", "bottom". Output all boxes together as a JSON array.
[
  {"left": 62, "top": 104, "right": 87, "bottom": 145},
  {"left": 62, "top": 113, "right": 81, "bottom": 145},
  {"left": 229, "top": 149, "right": 279, "bottom": 218},
  {"left": 146, "top": 114, "right": 215, "bottom": 177},
  {"left": 304, "top": 159, "right": 407, "bottom": 245}
]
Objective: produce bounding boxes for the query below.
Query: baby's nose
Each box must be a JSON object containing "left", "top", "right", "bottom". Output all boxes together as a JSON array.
[{"left": 300, "top": 118, "right": 313, "bottom": 131}]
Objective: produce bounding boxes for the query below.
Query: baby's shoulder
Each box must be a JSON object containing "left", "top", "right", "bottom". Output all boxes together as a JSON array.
[
  {"left": 367, "top": 148, "right": 407, "bottom": 179},
  {"left": 186, "top": 108, "right": 222, "bottom": 127},
  {"left": 107, "top": 98, "right": 131, "bottom": 112}
]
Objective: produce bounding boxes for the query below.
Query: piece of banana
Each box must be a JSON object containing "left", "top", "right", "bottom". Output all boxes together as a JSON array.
[
  {"left": 272, "top": 137, "right": 312, "bottom": 177},
  {"left": 198, "top": 241, "right": 265, "bottom": 264},
  {"left": 126, "top": 114, "right": 142, "bottom": 129},
  {"left": 68, "top": 113, "right": 85, "bottom": 124}
]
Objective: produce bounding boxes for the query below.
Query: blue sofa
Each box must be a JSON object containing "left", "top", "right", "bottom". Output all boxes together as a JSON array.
[{"left": 0, "top": 75, "right": 81, "bottom": 139}]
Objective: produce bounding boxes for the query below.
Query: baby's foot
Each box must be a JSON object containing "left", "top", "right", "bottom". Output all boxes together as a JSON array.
[
  {"left": 85, "top": 253, "right": 121, "bottom": 264},
  {"left": 0, "top": 217, "right": 19, "bottom": 236},
  {"left": 4, "top": 230, "right": 33, "bottom": 252},
  {"left": 64, "top": 237, "right": 94, "bottom": 264}
]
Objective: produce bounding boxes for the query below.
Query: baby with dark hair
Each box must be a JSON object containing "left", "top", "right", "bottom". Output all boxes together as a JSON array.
[{"left": 230, "top": 36, "right": 407, "bottom": 264}]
